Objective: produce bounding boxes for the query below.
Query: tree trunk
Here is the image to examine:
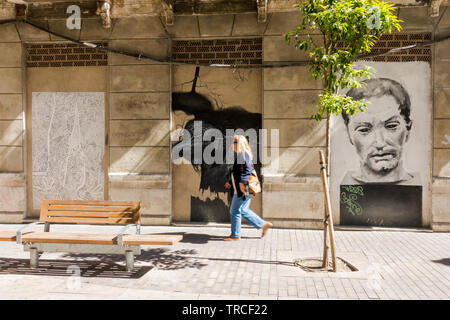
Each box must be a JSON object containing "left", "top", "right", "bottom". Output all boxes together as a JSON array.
[
  {"left": 322, "top": 214, "right": 329, "bottom": 268},
  {"left": 319, "top": 150, "right": 337, "bottom": 271}
]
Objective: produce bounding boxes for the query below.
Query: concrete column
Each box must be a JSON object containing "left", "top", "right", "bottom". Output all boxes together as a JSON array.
[
  {"left": 262, "top": 11, "right": 325, "bottom": 229},
  {"left": 108, "top": 17, "right": 172, "bottom": 226},
  {"left": 432, "top": 6, "right": 450, "bottom": 231},
  {"left": 125, "top": 250, "right": 134, "bottom": 272},
  {"left": 0, "top": 21, "right": 24, "bottom": 223},
  {"left": 29, "top": 247, "right": 39, "bottom": 268}
]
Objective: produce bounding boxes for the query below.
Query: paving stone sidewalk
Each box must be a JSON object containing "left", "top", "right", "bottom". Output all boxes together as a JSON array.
[{"left": 0, "top": 224, "right": 448, "bottom": 300}]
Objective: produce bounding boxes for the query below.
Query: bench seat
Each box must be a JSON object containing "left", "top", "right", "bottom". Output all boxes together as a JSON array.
[
  {"left": 0, "top": 231, "right": 39, "bottom": 242},
  {"left": 0, "top": 231, "right": 182, "bottom": 245},
  {"left": 0, "top": 231, "right": 24, "bottom": 241},
  {"left": 0, "top": 200, "right": 183, "bottom": 271}
]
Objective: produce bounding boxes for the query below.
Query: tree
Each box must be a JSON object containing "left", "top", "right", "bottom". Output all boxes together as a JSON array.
[
  {"left": 284, "top": 0, "right": 402, "bottom": 271},
  {"left": 284, "top": 0, "right": 402, "bottom": 121}
]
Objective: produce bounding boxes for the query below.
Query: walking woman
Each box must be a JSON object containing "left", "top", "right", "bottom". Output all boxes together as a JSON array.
[{"left": 224, "top": 135, "right": 273, "bottom": 241}]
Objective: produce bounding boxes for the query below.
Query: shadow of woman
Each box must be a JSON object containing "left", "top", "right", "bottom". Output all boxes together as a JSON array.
[{"left": 148, "top": 232, "right": 256, "bottom": 244}]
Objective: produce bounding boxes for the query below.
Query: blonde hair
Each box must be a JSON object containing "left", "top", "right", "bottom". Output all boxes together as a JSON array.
[{"left": 234, "top": 135, "right": 253, "bottom": 161}]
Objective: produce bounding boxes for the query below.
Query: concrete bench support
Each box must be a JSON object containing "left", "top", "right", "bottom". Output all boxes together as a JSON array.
[
  {"left": 30, "top": 247, "right": 39, "bottom": 269},
  {"left": 24, "top": 243, "right": 141, "bottom": 271},
  {"left": 125, "top": 250, "right": 134, "bottom": 272}
]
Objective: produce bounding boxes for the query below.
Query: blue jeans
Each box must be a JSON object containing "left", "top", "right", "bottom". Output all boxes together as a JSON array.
[{"left": 230, "top": 194, "right": 266, "bottom": 238}]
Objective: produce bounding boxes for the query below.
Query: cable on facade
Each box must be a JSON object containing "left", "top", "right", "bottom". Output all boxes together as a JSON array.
[{"left": 1, "top": 18, "right": 450, "bottom": 69}]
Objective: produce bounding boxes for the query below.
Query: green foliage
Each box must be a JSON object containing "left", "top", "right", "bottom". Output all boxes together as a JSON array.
[
  {"left": 284, "top": 0, "right": 402, "bottom": 120},
  {"left": 312, "top": 93, "right": 369, "bottom": 121}
]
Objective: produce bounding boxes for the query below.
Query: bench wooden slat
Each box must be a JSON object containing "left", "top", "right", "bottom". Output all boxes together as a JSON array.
[
  {"left": 45, "top": 217, "right": 135, "bottom": 225},
  {"left": 0, "top": 231, "right": 35, "bottom": 242},
  {"left": 40, "top": 200, "right": 142, "bottom": 225},
  {"left": 46, "top": 200, "right": 137, "bottom": 206},
  {"left": 47, "top": 211, "right": 137, "bottom": 218},
  {"left": 20, "top": 232, "right": 183, "bottom": 246},
  {"left": 0, "top": 231, "right": 17, "bottom": 241},
  {"left": 122, "top": 234, "right": 183, "bottom": 245},
  {"left": 47, "top": 205, "right": 138, "bottom": 212},
  {"left": 22, "top": 232, "right": 118, "bottom": 245}
]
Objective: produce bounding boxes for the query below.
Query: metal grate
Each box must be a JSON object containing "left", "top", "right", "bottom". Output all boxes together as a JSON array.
[
  {"left": 337, "top": 33, "right": 432, "bottom": 63},
  {"left": 172, "top": 38, "right": 262, "bottom": 66},
  {"left": 26, "top": 43, "right": 108, "bottom": 68}
]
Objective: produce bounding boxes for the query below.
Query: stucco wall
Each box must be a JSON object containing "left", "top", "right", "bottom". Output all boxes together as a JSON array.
[
  {"left": 0, "top": 5, "right": 448, "bottom": 230},
  {"left": 171, "top": 65, "right": 263, "bottom": 223},
  {"left": 262, "top": 12, "right": 326, "bottom": 229},
  {"left": 1, "top": 15, "right": 173, "bottom": 225},
  {"left": 0, "top": 22, "right": 24, "bottom": 223},
  {"left": 107, "top": 17, "right": 172, "bottom": 225},
  {"left": 432, "top": 6, "right": 450, "bottom": 231},
  {"left": 168, "top": 14, "right": 265, "bottom": 223}
]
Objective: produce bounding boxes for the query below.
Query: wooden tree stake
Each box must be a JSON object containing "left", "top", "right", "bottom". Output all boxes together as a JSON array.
[{"left": 319, "top": 150, "right": 337, "bottom": 272}]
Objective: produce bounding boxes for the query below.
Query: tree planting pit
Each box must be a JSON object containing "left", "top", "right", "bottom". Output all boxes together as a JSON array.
[{"left": 294, "top": 257, "right": 358, "bottom": 273}]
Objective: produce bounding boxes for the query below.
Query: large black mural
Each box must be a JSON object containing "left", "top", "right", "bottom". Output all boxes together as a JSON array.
[
  {"left": 171, "top": 67, "right": 262, "bottom": 222},
  {"left": 331, "top": 62, "right": 431, "bottom": 228}
]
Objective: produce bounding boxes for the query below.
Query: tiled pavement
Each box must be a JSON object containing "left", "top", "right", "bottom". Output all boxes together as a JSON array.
[{"left": 0, "top": 224, "right": 448, "bottom": 300}]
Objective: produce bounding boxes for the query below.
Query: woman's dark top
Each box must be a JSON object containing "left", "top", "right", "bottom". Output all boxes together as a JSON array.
[{"left": 228, "top": 151, "right": 253, "bottom": 198}]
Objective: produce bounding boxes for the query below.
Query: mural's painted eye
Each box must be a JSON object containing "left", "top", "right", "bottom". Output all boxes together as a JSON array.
[
  {"left": 385, "top": 122, "right": 400, "bottom": 130},
  {"left": 355, "top": 126, "right": 371, "bottom": 134}
]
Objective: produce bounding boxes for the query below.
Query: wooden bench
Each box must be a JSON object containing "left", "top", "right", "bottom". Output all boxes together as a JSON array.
[{"left": 0, "top": 200, "right": 182, "bottom": 271}]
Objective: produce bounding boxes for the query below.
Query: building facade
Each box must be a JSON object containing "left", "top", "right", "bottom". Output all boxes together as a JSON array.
[{"left": 0, "top": 0, "right": 449, "bottom": 231}]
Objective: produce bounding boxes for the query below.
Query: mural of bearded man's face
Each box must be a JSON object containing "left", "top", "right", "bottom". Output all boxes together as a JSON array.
[{"left": 347, "top": 94, "right": 410, "bottom": 180}]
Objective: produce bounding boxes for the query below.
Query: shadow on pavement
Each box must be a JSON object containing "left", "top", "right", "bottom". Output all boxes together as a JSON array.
[
  {"left": 0, "top": 248, "right": 208, "bottom": 277},
  {"left": 432, "top": 258, "right": 450, "bottom": 266},
  {"left": 198, "top": 256, "right": 295, "bottom": 267},
  {"left": 61, "top": 248, "right": 208, "bottom": 271},
  {"left": 0, "top": 257, "right": 152, "bottom": 279},
  {"left": 148, "top": 232, "right": 256, "bottom": 244}
]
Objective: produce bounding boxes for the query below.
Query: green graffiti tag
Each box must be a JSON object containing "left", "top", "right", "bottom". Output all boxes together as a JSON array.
[
  {"left": 341, "top": 191, "right": 363, "bottom": 216},
  {"left": 342, "top": 185, "right": 364, "bottom": 196}
]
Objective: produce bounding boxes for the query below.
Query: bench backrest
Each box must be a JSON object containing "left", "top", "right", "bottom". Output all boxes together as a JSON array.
[{"left": 40, "top": 200, "right": 141, "bottom": 225}]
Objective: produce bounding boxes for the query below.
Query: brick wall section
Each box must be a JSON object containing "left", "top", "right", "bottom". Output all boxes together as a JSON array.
[
  {"left": 336, "top": 33, "right": 433, "bottom": 63},
  {"left": 172, "top": 38, "right": 262, "bottom": 65},
  {"left": 24, "top": 33, "right": 431, "bottom": 68},
  {"left": 26, "top": 43, "right": 108, "bottom": 68}
]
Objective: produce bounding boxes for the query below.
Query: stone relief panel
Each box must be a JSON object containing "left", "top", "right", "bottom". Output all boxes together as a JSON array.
[{"left": 32, "top": 92, "right": 105, "bottom": 210}]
